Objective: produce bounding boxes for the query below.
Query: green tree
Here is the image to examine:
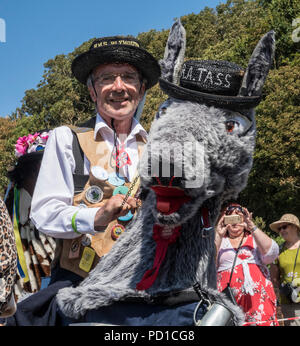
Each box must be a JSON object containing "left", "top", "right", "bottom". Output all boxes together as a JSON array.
[
  {"left": 239, "top": 53, "right": 300, "bottom": 228},
  {"left": 0, "top": 0, "right": 298, "bottom": 246}
]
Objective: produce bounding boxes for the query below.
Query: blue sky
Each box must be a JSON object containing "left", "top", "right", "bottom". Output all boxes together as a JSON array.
[{"left": 0, "top": 0, "right": 225, "bottom": 118}]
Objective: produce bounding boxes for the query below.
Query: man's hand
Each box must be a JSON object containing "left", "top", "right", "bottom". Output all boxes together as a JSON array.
[{"left": 94, "top": 194, "right": 140, "bottom": 231}]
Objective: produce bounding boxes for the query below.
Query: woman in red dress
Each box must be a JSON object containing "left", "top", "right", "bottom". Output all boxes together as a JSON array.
[{"left": 215, "top": 203, "right": 279, "bottom": 326}]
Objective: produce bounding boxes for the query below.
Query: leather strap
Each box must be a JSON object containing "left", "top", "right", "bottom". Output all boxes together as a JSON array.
[{"left": 228, "top": 233, "right": 245, "bottom": 287}]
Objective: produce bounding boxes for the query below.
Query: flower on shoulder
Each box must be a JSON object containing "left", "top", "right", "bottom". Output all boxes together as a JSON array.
[{"left": 15, "top": 131, "right": 50, "bottom": 157}]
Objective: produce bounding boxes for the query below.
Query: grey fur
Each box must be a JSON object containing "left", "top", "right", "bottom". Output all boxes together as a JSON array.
[
  {"left": 56, "top": 21, "right": 274, "bottom": 325},
  {"left": 160, "top": 20, "right": 186, "bottom": 84},
  {"left": 239, "top": 30, "right": 275, "bottom": 96}
]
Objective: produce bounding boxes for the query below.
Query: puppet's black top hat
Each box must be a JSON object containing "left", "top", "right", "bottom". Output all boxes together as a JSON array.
[
  {"left": 72, "top": 36, "right": 161, "bottom": 90},
  {"left": 159, "top": 60, "right": 261, "bottom": 110}
]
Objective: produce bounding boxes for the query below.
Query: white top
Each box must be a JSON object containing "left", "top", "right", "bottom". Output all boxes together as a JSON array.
[
  {"left": 217, "top": 236, "right": 279, "bottom": 272},
  {"left": 30, "top": 113, "right": 147, "bottom": 239},
  {"left": 217, "top": 235, "right": 279, "bottom": 295}
]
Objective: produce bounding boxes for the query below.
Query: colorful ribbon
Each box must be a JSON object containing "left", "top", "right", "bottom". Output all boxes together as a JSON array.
[
  {"left": 136, "top": 185, "right": 191, "bottom": 290},
  {"left": 13, "top": 187, "right": 29, "bottom": 283}
]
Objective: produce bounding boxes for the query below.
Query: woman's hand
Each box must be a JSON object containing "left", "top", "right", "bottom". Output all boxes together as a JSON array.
[
  {"left": 215, "top": 214, "right": 229, "bottom": 260},
  {"left": 243, "top": 207, "right": 256, "bottom": 231},
  {"left": 216, "top": 214, "right": 229, "bottom": 238},
  {"left": 241, "top": 207, "right": 276, "bottom": 256}
]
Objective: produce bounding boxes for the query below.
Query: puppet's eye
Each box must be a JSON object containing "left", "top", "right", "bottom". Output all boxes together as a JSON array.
[
  {"left": 225, "top": 121, "right": 236, "bottom": 133},
  {"left": 225, "top": 113, "right": 252, "bottom": 135}
]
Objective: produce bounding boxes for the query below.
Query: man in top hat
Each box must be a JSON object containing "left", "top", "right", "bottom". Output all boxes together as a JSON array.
[
  {"left": 30, "top": 36, "right": 161, "bottom": 284},
  {"left": 1, "top": 38, "right": 160, "bottom": 326}
]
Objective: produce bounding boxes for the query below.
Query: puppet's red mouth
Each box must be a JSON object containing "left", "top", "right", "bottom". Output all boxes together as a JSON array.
[{"left": 150, "top": 185, "right": 191, "bottom": 215}]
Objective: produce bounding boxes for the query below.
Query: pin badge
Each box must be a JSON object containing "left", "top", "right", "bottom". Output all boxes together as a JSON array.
[
  {"left": 68, "top": 239, "right": 81, "bottom": 259},
  {"left": 113, "top": 185, "right": 129, "bottom": 196},
  {"left": 108, "top": 172, "right": 125, "bottom": 186},
  {"left": 111, "top": 224, "right": 125, "bottom": 240},
  {"left": 91, "top": 166, "right": 108, "bottom": 181},
  {"left": 79, "top": 247, "right": 96, "bottom": 273},
  {"left": 81, "top": 234, "right": 92, "bottom": 247},
  {"left": 118, "top": 211, "right": 133, "bottom": 222},
  {"left": 85, "top": 185, "right": 104, "bottom": 204}
]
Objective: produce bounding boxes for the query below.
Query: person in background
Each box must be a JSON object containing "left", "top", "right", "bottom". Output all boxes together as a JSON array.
[
  {"left": 1, "top": 35, "right": 160, "bottom": 326},
  {"left": 5, "top": 131, "right": 55, "bottom": 300},
  {"left": 270, "top": 214, "right": 300, "bottom": 326},
  {"left": 215, "top": 203, "right": 279, "bottom": 326},
  {"left": 0, "top": 197, "right": 17, "bottom": 321}
]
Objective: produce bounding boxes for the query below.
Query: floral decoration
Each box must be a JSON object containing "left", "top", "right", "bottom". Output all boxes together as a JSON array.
[{"left": 15, "top": 131, "right": 50, "bottom": 158}]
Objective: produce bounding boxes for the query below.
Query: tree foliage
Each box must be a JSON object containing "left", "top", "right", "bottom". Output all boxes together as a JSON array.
[{"left": 1, "top": 0, "right": 299, "bottom": 236}]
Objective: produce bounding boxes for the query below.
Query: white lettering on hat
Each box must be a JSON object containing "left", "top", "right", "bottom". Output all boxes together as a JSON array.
[
  {"left": 197, "top": 68, "right": 207, "bottom": 82},
  {"left": 181, "top": 65, "right": 186, "bottom": 79},
  {"left": 215, "top": 73, "right": 224, "bottom": 86},
  {"left": 203, "top": 71, "right": 213, "bottom": 85},
  {"left": 224, "top": 74, "right": 231, "bottom": 88},
  {"left": 186, "top": 67, "right": 194, "bottom": 80},
  {"left": 181, "top": 64, "right": 234, "bottom": 90}
]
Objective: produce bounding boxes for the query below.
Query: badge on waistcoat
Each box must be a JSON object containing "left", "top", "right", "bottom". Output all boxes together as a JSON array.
[
  {"left": 81, "top": 234, "right": 92, "bottom": 247},
  {"left": 111, "top": 224, "right": 125, "bottom": 240},
  {"left": 85, "top": 185, "right": 104, "bottom": 204},
  {"left": 79, "top": 247, "right": 96, "bottom": 272},
  {"left": 91, "top": 166, "right": 108, "bottom": 181},
  {"left": 108, "top": 172, "right": 126, "bottom": 186},
  {"left": 118, "top": 211, "right": 133, "bottom": 222},
  {"left": 113, "top": 185, "right": 129, "bottom": 196},
  {"left": 112, "top": 185, "right": 133, "bottom": 222}
]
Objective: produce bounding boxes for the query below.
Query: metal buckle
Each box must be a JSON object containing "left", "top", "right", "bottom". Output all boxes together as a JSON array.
[{"left": 193, "top": 283, "right": 212, "bottom": 325}]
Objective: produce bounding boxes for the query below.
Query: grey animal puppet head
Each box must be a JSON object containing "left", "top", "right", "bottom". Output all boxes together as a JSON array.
[{"left": 57, "top": 20, "right": 275, "bottom": 324}]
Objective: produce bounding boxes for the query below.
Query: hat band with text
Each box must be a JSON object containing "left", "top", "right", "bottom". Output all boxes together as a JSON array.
[{"left": 92, "top": 38, "right": 140, "bottom": 50}]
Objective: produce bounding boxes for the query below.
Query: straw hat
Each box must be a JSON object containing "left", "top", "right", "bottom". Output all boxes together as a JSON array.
[
  {"left": 269, "top": 214, "right": 300, "bottom": 233},
  {"left": 72, "top": 36, "right": 160, "bottom": 89}
]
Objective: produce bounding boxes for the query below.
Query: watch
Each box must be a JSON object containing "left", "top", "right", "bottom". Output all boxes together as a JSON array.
[{"left": 250, "top": 225, "right": 258, "bottom": 233}]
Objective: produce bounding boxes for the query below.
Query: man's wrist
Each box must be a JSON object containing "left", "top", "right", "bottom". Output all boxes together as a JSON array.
[
  {"left": 94, "top": 225, "right": 108, "bottom": 232},
  {"left": 94, "top": 207, "right": 110, "bottom": 231}
]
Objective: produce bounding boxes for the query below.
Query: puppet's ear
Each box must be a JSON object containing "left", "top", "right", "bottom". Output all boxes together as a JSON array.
[
  {"left": 159, "top": 19, "right": 186, "bottom": 85},
  {"left": 238, "top": 30, "right": 275, "bottom": 97}
]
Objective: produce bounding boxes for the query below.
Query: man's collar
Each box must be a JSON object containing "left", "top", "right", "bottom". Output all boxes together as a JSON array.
[{"left": 94, "top": 113, "right": 147, "bottom": 141}]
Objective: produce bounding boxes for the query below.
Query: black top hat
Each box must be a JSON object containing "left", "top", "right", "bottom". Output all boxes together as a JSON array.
[
  {"left": 72, "top": 36, "right": 161, "bottom": 90},
  {"left": 159, "top": 60, "right": 261, "bottom": 110}
]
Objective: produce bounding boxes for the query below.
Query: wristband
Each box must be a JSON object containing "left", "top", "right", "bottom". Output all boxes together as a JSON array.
[
  {"left": 71, "top": 211, "right": 81, "bottom": 234},
  {"left": 250, "top": 225, "right": 258, "bottom": 233}
]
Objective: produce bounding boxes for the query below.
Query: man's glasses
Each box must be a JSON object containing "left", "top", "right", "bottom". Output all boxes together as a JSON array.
[
  {"left": 94, "top": 72, "right": 140, "bottom": 87},
  {"left": 278, "top": 224, "right": 290, "bottom": 231}
]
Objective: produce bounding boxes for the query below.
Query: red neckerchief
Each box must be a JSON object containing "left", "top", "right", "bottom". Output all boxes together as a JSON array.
[
  {"left": 113, "top": 143, "right": 132, "bottom": 168},
  {"left": 136, "top": 185, "right": 191, "bottom": 290}
]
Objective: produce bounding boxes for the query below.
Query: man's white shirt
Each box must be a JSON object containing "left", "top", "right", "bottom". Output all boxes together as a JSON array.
[{"left": 30, "top": 113, "right": 147, "bottom": 239}]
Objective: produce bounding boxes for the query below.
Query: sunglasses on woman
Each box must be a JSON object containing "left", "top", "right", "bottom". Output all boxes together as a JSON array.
[
  {"left": 277, "top": 224, "right": 290, "bottom": 231},
  {"left": 225, "top": 206, "right": 246, "bottom": 215}
]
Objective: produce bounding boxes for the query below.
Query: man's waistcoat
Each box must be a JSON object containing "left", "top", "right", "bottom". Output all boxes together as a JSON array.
[{"left": 59, "top": 117, "right": 146, "bottom": 278}]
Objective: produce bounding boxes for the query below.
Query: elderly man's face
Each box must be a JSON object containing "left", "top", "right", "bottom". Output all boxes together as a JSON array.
[{"left": 89, "top": 63, "right": 145, "bottom": 122}]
